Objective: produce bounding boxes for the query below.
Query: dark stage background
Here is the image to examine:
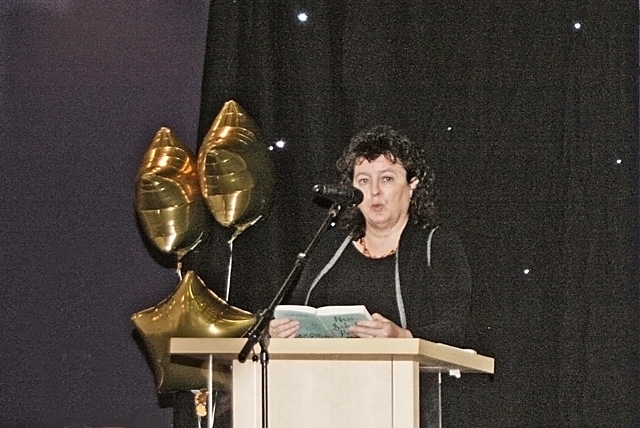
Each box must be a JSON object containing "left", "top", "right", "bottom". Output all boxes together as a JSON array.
[{"left": 1, "top": 1, "right": 638, "bottom": 427}]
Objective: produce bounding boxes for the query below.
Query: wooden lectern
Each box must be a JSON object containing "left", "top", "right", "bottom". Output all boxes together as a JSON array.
[{"left": 170, "top": 338, "right": 494, "bottom": 428}]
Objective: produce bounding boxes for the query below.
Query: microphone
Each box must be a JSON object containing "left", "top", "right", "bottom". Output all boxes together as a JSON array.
[{"left": 312, "top": 184, "right": 364, "bottom": 206}]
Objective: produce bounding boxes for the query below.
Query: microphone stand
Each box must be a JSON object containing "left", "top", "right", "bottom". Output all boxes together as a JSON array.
[{"left": 237, "top": 202, "right": 342, "bottom": 428}]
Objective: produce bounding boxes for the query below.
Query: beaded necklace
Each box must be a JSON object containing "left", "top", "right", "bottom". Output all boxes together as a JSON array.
[{"left": 358, "top": 237, "right": 397, "bottom": 259}]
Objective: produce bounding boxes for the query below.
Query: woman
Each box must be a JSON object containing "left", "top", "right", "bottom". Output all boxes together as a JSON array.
[{"left": 270, "top": 125, "right": 471, "bottom": 346}]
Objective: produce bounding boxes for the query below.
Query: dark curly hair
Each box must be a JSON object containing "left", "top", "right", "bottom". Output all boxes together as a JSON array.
[{"left": 336, "top": 125, "right": 440, "bottom": 238}]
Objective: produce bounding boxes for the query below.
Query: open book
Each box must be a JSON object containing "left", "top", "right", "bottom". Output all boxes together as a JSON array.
[{"left": 273, "top": 305, "right": 373, "bottom": 338}]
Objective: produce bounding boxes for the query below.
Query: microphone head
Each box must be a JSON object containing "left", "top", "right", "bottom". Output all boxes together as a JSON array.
[
  {"left": 312, "top": 184, "right": 363, "bottom": 206},
  {"left": 348, "top": 187, "right": 364, "bottom": 205}
]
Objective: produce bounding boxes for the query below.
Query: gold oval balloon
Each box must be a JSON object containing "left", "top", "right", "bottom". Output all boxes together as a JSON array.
[
  {"left": 131, "top": 270, "right": 256, "bottom": 393},
  {"left": 198, "top": 101, "right": 274, "bottom": 237},
  {"left": 136, "top": 127, "right": 206, "bottom": 259}
]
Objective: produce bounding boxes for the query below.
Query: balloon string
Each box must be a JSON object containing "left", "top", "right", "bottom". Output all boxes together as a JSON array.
[
  {"left": 228, "top": 215, "right": 262, "bottom": 245},
  {"left": 225, "top": 240, "right": 233, "bottom": 301},
  {"left": 176, "top": 231, "right": 205, "bottom": 262}
]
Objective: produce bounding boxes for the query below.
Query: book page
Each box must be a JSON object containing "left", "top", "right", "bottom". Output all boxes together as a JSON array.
[
  {"left": 316, "top": 307, "right": 372, "bottom": 338},
  {"left": 273, "top": 306, "right": 331, "bottom": 338},
  {"left": 274, "top": 305, "right": 372, "bottom": 338},
  {"left": 274, "top": 305, "right": 316, "bottom": 315},
  {"left": 315, "top": 305, "right": 371, "bottom": 317}
]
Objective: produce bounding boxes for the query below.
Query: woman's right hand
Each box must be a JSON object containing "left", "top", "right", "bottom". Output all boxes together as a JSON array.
[{"left": 269, "top": 318, "right": 300, "bottom": 338}]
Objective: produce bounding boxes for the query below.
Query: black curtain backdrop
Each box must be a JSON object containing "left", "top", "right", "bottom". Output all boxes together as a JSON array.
[
  {"left": 0, "top": 1, "right": 638, "bottom": 427},
  {"left": 195, "top": 1, "right": 639, "bottom": 427}
]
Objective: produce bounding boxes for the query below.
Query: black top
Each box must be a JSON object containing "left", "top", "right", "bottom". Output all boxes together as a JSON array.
[
  {"left": 290, "top": 222, "right": 472, "bottom": 346},
  {"left": 303, "top": 243, "right": 401, "bottom": 325}
]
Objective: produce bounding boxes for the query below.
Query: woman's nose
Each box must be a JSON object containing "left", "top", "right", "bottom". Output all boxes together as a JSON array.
[{"left": 370, "top": 182, "right": 381, "bottom": 196}]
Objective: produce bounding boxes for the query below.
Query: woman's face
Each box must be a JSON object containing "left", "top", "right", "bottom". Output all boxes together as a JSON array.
[{"left": 352, "top": 155, "right": 418, "bottom": 232}]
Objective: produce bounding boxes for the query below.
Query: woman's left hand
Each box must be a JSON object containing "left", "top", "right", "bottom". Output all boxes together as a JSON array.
[{"left": 349, "top": 313, "right": 413, "bottom": 338}]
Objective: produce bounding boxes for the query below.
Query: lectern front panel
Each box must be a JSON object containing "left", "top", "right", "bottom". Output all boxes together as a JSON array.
[{"left": 231, "top": 359, "right": 419, "bottom": 428}]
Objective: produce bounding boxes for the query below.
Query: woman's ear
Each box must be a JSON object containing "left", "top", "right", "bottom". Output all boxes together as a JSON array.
[{"left": 409, "top": 177, "right": 419, "bottom": 190}]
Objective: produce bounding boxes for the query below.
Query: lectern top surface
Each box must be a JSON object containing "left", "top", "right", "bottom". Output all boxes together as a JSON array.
[{"left": 170, "top": 337, "right": 494, "bottom": 374}]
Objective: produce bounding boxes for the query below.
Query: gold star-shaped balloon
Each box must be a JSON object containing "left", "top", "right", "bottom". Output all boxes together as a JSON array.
[
  {"left": 131, "top": 270, "right": 256, "bottom": 393},
  {"left": 198, "top": 100, "right": 274, "bottom": 241}
]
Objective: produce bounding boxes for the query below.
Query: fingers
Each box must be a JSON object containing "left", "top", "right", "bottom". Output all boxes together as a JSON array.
[
  {"left": 350, "top": 313, "right": 412, "bottom": 338},
  {"left": 371, "top": 313, "right": 390, "bottom": 322},
  {"left": 349, "top": 322, "right": 382, "bottom": 338},
  {"left": 268, "top": 318, "right": 300, "bottom": 338}
]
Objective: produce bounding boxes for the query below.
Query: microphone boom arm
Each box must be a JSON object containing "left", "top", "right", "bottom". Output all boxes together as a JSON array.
[{"left": 237, "top": 203, "right": 343, "bottom": 363}]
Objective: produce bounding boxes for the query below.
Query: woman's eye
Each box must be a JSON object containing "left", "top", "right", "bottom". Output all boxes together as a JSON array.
[
  {"left": 357, "top": 178, "right": 369, "bottom": 185},
  {"left": 382, "top": 176, "right": 393, "bottom": 182}
]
